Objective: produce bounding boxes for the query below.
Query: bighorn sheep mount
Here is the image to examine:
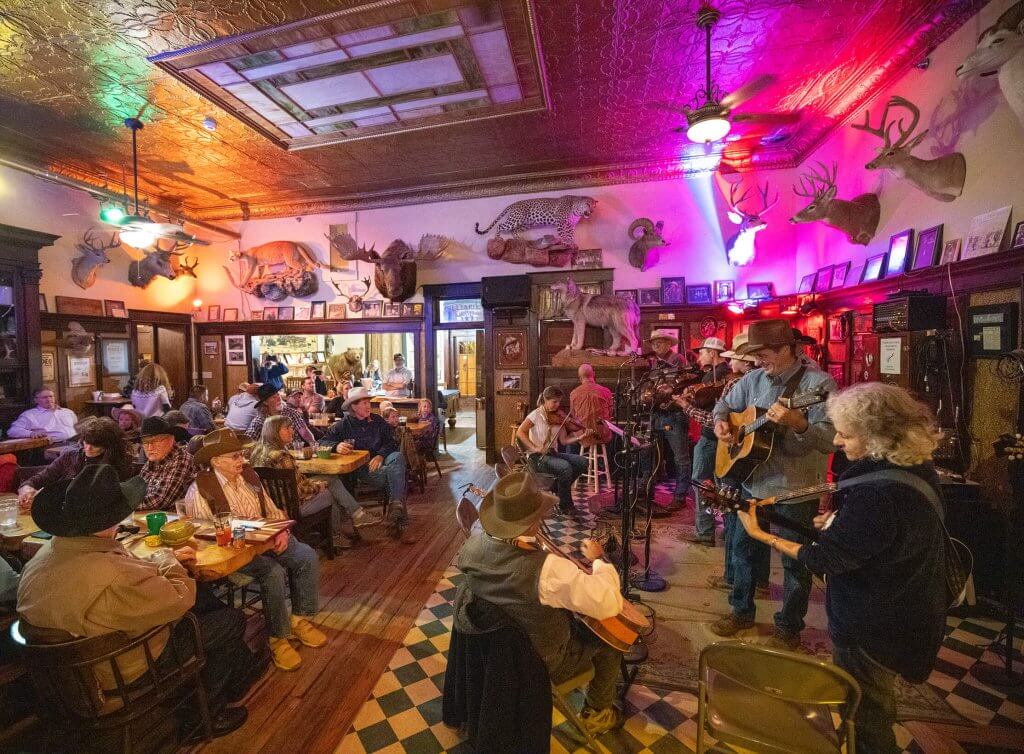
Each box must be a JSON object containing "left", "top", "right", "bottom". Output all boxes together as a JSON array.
[
  {"left": 550, "top": 278, "right": 640, "bottom": 356},
  {"left": 128, "top": 239, "right": 189, "bottom": 288},
  {"left": 723, "top": 182, "right": 778, "bottom": 267},
  {"left": 851, "top": 96, "right": 966, "bottom": 202},
  {"left": 956, "top": 1, "right": 1024, "bottom": 129},
  {"left": 224, "top": 241, "right": 325, "bottom": 301},
  {"left": 71, "top": 229, "right": 119, "bottom": 289},
  {"left": 325, "top": 232, "right": 449, "bottom": 302},
  {"left": 789, "top": 161, "right": 880, "bottom": 246},
  {"left": 627, "top": 218, "right": 669, "bottom": 270}
]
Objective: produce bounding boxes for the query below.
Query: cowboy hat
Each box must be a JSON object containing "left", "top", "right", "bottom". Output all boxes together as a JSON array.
[
  {"left": 645, "top": 333, "right": 679, "bottom": 345},
  {"left": 721, "top": 333, "right": 758, "bottom": 362},
  {"left": 111, "top": 405, "right": 144, "bottom": 426},
  {"left": 254, "top": 383, "right": 280, "bottom": 406},
  {"left": 478, "top": 472, "right": 557, "bottom": 539},
  {"left": 193, "top": 427, "right": 254, "bottom": 466},
  {"left": 32, "top": 465, "right": 146, "bottom": 537},
  {"left": 342, "top": 385, "right": 373, "bottom": 410},
  {"left": 140, "top": 416, "right": 175, "bottom": 439},
  {"left": 698, "top": 337, "right": 726, "bottom": 352},
  {"left": 735, "top": 319, "right": 796, "bottom": 355}
]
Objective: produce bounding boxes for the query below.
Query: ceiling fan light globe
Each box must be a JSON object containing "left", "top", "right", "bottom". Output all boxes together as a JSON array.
[
  {"left": 120, "top": 227, "right": 158, "bottom": 248},
  {"left": 687, "top": 116, "right": 731, "bottom": 143}
]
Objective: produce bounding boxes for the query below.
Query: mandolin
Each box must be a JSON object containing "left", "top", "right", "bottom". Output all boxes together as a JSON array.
[
  {"left": 694, "top": 481, "right": 834, "bottom": 541},
  {"left": 714, "top": 386, "right": 830, "bottom": 482}
]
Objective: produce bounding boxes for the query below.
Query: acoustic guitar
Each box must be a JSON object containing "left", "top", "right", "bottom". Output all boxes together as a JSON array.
[
  {"left": 714, "top": 386, "right": 830, "bottom": 482},
  {"left": 695, "top": 481, "right": 835, "bottom": 541}
]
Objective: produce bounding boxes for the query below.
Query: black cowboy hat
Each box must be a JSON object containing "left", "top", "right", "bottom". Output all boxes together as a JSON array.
[
  {"left": 32, "top": 464, "right": 146, "bottom": 537},
  {"left": 140, "top": 416, "right": 175, "bottom": 439},
  {"left": 254, "top": 383, "right": 280, "bottom": 406}
]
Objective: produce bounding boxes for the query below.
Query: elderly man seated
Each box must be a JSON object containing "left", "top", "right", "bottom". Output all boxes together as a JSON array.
[
  {"left": 7, "top": 387, "right": 78, "bottom": 443},
  {"left": 246, "top": 384, "right": 316, "bottom": 449},
  {"left": 17, "top": 465, "right": 257, "bottom": 741},
  {"left": 184, "top": 429, "right": 324, "bottom": 672},
  {"left": 139, "top": 416, "right": 199, "bottom": 511},
  {"left": 319, "top": 387, "right": 414, "bottom": 543}
]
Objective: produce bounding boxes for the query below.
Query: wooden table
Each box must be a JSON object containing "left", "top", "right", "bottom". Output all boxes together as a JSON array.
[
  {"left": 290, "top": 449, "right": 368, "bottom": 475},
  {"left": 0, "top": 437, "right": 50, "bottom": 455},
  {"left": 0, "top": 508, "right": 41, "bottom": 552},
  {"left": 124, "top": 530, "right": 271, "bottom": 582},
  {"left": 83, "top": 398, "right": 128, "bottom": 417}
]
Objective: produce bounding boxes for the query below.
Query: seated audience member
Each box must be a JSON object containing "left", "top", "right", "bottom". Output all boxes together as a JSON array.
[
  {"left": 225, "top": 383, "right": 261, "bottom": 431},
  {"left": 163, "top": 410, "right": 192, "bottom": 444},
  {"left": 111, "top": 405, "right": 144, "bottom": 442},
  {"left": 17, "top": 465, "right": 255, "bottom": 739},
  {"left": 367, "top": 359, "right": 383, "bottom": 389},
  {"left": 410, "top": 398, "right": 440, "bottom": 453},
  {"left": 516, "top": 386, "right": 589, "bottom": 514},
  {"left": 319, "top": 387, "right": 412, "bottom": 542},
  {"left": 258, "top": 354, "right": 288, "bottom": 391},
  {"left": 180, "top": 385, "right": 216, "bottom": 432},
  {"left": 300, "top": 377, "right": 326, "bottom": 416},
  {"left": 0, "top": 557, "right": 17, "bottom": 605},
  {"left": 455, "top": 472, "right": 624, "bottom": 736},
  {"left": 382, "top": 353, "right": 412, "bottom": 397},
  {"left": 138, "top": 417, "right": 199, "bottom": 511},
  {"left": 735, "top": 382, "right": 946, "bottom": 754},
  {"left": 284, "top": 389, "right": 306, "bottom": 417},
  {"left": 7, "top": 388, "right": 78, "bottom": 443},
  {"left": 381, "top": 406, "right": 400, "bottom": 428},
  {"left": 131, "top": 363, "right": 173, "bottom": 418},
  {"left": 569, "top": 364, "right": 614, "bottom": 449},
  {"left": 250, "top": 417, "right": 379, "bottom": 548},
  {"left": 324, "top": 380, "right": 352, "bottom": 416},
  {"left": 185, "top": 430, "right": 324, "bottom": 671},
  {"left": 246, "top": 384, "right": 316, "bottom": 449},
  {"left": 17, "top": 418, "right": 134, "bottom": 509},
  {"left": 306, "top": 366, "right": 328, "bottom": 396}
]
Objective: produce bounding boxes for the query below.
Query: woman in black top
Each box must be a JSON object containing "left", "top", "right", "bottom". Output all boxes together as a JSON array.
[{"left": 735, "top": 382, "right": 946, "bottom": 754}]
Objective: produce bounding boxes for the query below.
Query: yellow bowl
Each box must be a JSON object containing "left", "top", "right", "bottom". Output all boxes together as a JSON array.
[
  {"left": 144, "top": 535, "right": 162, "bottom": 548},
  {"left": 160, "top": 519, "right": 196, "bottom": 547}
]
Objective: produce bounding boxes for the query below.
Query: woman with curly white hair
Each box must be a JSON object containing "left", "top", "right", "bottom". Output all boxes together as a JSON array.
[{"left": 735, "top": 382, "right": 946, "bottom": 754}]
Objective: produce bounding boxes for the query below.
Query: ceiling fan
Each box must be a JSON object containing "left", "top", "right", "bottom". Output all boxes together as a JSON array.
[
  {"left": 100, "top": 116, "right": 208, "bottom": 249},
  {"left": 651, "top": 2, "right": 799, "bottom": 144}
]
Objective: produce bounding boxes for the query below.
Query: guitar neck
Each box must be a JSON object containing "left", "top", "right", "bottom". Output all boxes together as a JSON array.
[{"left": 766, "top": 482, "right": 838, "bottom": 505}]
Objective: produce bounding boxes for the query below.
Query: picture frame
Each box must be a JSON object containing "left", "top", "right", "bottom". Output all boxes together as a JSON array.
[
  {"left": 327, "top": 303, "right": 347, "bottom": 319},
  {"left": 615, "top": 289, "right": 638, "bottom": 305},
  {"left": 67, "top": 355, "right": 94, "bottom": 387},
  {"left": 713, "top": 280, "right": 735, "bottom": 303},
  {"left": 746, "top": 282, "right": 774, "bottom": 300},
  {"left": 828, "top": 315, "right": 847, "bottom": 342},
  {"left": 401, "top": 303, "right": 423, "bottom": 317},
  {"left": 250, "top": 309, "right": 264, "bottom": 321},
  {"left": 572, "top": 248, "right": 603, "bottom": 269},
  {"left": 222, "top": 307, "right": 239, "bottom": 322},
  {"left": 277, "top": 306, "right": 295, "bottom": 321},
  {"left": 639, "top": 288, "right": 662, "bottom": 306},
  {"left": 311, "top": 301, "right": 326, "bottom": 319},
  {"left": 39, "top": 293, "right": 47, "bottom": 312},
  {"left": 225, "top": 336, "right": 247, "bottom": 365},
  {"left": 362, "top": 301, "right": 383, "bottom": 319},
  {"left": 830, "top": 261, "right": 851, "bottom": 290},
  {"left": 813, "top": 265, "right": 834, "bottom": 292},
  {"left": 660, "top": 277, "right": 686, "bottom": 305},
  {"left": 41, "top": 351, "right": 55, "bottom": 382},
  {"left": 828, "top": 362, "right": 847, "bottom": 389},
  {"left": 885, "top": 229, "right": 914, "bottom": 277},
  {"left": 295, "top": 306, "right": 311, "bottom": 320},
  {"left": 797, "top": 273, "right": 815, "bottom": 294},
  {"left": 208, "top": 305, "right": 221, "bottom": 322},
  {"left": 104, "top": 300, "right": 127, "bottom": 318},
  {"left": 964, "top": 206, "right": 1011, "bottom": 260},
  {"left": 911, "top": 224, "right": 943, "bottom": 271},
  {"left": 55, "top": 295, "right": 103, "bottom": 316},
  {"left": 938, "top": 238, "right": 961, "bottom": 265},
  {"left": 496, "top": 328, "right": 527, "bottom": 367},
  {"left": 383, "top": 302, "right": 401, "bottom": 317},
  {"left": 500, "top": 373, "right": 523, "bottom": 391},
  {"left": 264, "top": 308, "right": 278, "bottom": 321},
  {"left": 1012, "top": 220, "right": 1024, "bottom": 250},
  {"left": 100, "top": 339, "right": 130, "bottom": 375},
  {"left": 861, "top": 253, "right": 886, "bottom": 282},
  {"left": 685, "top": 284, "right": 713, "bottom": 305},
  {"left": 203, "top": 341, "right": 219, "bottom": 356}
]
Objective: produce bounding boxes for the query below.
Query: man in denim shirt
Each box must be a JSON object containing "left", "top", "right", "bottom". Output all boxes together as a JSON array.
[{"left": 709, "top": 320, "right": 836, "bottom": 649}]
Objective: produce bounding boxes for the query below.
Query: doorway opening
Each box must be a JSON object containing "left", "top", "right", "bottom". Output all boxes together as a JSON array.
[
  {"left": 135, "top": 323, "right": 189, "bottom": 407},
  {"left": 436, "top": 328, "right": 484, "bottom": 449}
]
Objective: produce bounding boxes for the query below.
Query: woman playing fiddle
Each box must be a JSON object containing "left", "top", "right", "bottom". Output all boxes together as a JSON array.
[{"left": 516, "top": 386, "right": 591, "bottom": 513}]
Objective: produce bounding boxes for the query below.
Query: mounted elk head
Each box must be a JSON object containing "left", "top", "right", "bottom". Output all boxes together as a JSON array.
[
  {"left": 325, "top": 232, "right": 449, "bottom": 302},
  {"left": 329, "top": 276, "right": 372, "bottom": 312},
  {"left": 851, "top": 96, "right": 966, "bottom": 202},
  {"left": 127, "top": 238, "right": 188, "bottom": 288},
  {"left": 723, "top": 181, "right": 778, "bottom": 266},
  {"left": 956, "top": 1, "right": 1024, "bottom": 128},
  {"left": 71, "top": 229, "right": 119, "bottom": 289},
  {"left": 789, "top": 161, "right": 880, "bottom": 246}
]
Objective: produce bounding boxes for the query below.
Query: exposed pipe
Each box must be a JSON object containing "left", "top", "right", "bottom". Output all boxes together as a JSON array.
[{"left": 0, "top": 154, "right": 241, "bottom": 240}]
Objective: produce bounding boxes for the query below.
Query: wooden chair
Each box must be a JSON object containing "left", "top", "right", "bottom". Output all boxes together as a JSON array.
[
  {"left": 455, "top": 497, "right": 479, "bottom": 535},
  {"left": 255, "top": 466, "right": 335, "bottom": 558},
  {"left": 436, "top": 407, "right": 448, "bottom": 452},
  {"left": 11, "top": 615, "right": 212, "bottom": 753},
  {"left": 499, "top": 445, "right": 526, "bottom": 473}
]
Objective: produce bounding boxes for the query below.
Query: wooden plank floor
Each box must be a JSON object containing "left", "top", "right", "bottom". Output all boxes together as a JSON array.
[{"left": 196, "top": 416, "right": 489, "bottom": 754}]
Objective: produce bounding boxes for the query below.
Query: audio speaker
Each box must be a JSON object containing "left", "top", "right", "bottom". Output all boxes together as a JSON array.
[{"left": 481, "top": 274, "right": 530, "bottom": 309}]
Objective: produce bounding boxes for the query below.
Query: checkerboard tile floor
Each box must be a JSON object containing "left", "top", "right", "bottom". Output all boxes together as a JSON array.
[{"left": 336, "top": 494, "right": 1023, "bottom": 753}]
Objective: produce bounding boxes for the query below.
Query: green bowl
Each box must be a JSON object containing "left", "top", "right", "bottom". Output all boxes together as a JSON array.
[{"left": 316, "top": 449, "right": 333, "bottom": 459}]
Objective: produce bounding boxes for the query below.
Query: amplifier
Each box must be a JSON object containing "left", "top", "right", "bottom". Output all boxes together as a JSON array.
[
  {"left": 872, "top": 294, "right": 946, "bottom": 332},
  {"left": 482, "top": 274, "right": 530, "bottom": 309}
]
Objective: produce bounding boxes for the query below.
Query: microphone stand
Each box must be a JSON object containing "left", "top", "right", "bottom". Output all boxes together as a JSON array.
[{"left": 630, "top": 368, "right": 667, "bottom": 593}]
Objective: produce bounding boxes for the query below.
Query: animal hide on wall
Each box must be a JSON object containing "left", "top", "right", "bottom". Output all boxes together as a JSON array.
[{"left": 224, "top": 241, "right": 324, "bottom": 300}]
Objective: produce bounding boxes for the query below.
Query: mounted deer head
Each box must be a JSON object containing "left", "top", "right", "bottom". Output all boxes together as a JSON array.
[
  {"left": 790, "top": 161, "right": 880, "bottom": 246},
  {"left": 851, "top": 96, "right": 966, "bottom": 202},
  {"left": 127, "top": 238, "right": 189, "bottom": 288},
  {"left": 723, "top": 181, "right": 778, "bottom": 266},
  {"left": 71, "top": 228, "right": 119, "bottom": 289},
  {"left": 174, "top": 254, "right": 200, "bottom": 278},
  {"left": 329, "top": 276, "right": 372, "bottom": 312},
  {"left": 326, "top": 231, "right": 449, "bottom": 301},
  {"left": 956, "top": 1, "right": 1024, "bottom": 128}
]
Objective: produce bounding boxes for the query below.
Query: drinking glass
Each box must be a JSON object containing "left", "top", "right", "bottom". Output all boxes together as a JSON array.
[
  {"left": 214, "top": 513, "right": 233, "bottom": 546},
  {"left": 0, "top": 498, "right": 18, "bottom": 529}
]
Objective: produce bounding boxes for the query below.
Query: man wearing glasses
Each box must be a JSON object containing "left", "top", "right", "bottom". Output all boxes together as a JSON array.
[{"left": 138, "top": 416, "right": 199, "bottom": 511}]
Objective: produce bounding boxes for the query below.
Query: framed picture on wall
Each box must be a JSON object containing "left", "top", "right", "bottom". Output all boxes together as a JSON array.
[
  {"left": 250, "top": 309, "right": 264, "bottom": 320},
  {"left": 264, "top": 309, "right": 278, "bottom": 321},
  {"left": 797, "top": 274, "right": 815, "bottom": 294},
  {"left": 225, "top": 337, "right": 247, "bottom": 365},
  {"left": 203, "top": 341, "right": 219, "bottom": 356},
  {"left": 500, "top": 373, "right": 523, "bottom": 391},
  {"left": 208, "top": 305, "right": 221, "bottom": 322},
  {"left": 104, "top": 300, "right": 127, "bottom": 318},
  {"left": 639, "top": 288, "right": 661, "bottom": 306},
  {"left": 295, "top": 306, "right": 311, "bottom": 320},
  {"left": 964, "top": 205, "right": 1011, "bottom": 260},
  {"left": 885, "top": 229, "right": 914, "bottom": 277},
  {"left": 911, "top": 224, "right": 943, "bottom": 271},
  {"left": 277, "top": 306, "right": 295, "bottom": 321},
  {"left": 100, "top": 339, "right": 130, "bottom": 375},
  {"left": 1012, "top": 221, "right": 1024, "bottom": 250},
  {"left": 383, "top": 303, "right": 401, "bottom": 317},
  {"left": 41, "top": 351, "right": 56, "bottom": 382},
  {"left": 572, "top": 248, "right": 603, "bottom": 269},
  {"left": 813, "top": 265, "right": 834, "bottom": 292},
  {"left": 39, "top": 293, "right": 47, "bottom": 312},
  {"left": 615, "top": 289, "right": 638, "bottom": 304},
  {"left": 67, "top": 355, "right": 94, "bottom": 387},
  {"left": 496, "top": 329, "right": 527, "bottom": 367},
  {"left": 685, "top": 284, "right": 713, "bottom": 305},
  {"left": 830, "top": 262, "right": 851, "bottom": 289},
  {"left": 222, "top": 308, "right": 239, "bottom": 322},
  {"left": 311, "top": 301, "right": 326, "bottom": 319},
  {"left": 861, "top": 253, "right": 886, "bottom": 282},
  {"left": 746, "top": 282, "right": 774, "bottom": 300},
  {"left": 713, "top": 280, "right": 735, "bottom": 303},
  {"left": 938, "top": 238, "right": 961, "bottom": 265},
  {"left": 363, "top": 301, "right": 383, "bottom": 318},
  {"left": 660, "top": 277, "right": 685, "bottom": 305},
  {"left": 327, "top": 303, "right": 346, "bottom": 319}
]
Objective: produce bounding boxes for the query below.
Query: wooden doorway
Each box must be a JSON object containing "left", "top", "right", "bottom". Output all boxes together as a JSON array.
[{"left": 133, "top": 320, "right": 190, "bottom": 407}]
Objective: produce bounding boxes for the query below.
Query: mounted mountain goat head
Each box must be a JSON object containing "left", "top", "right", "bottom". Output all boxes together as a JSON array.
[
  {"left": 723, "top": 181, "right": 778, "bottom": 267},
  {"left": 789, "top": 161, "right": 880, "bottom": 246},
  {"left": 72, "top": 229, "right": 119, "bottom": 289},
  {"left": 627, "top": 218, "right": 668, "bottom": 270},
  {"left": 956, "top": 1, "right": 1024, "bottom": 128},
  {"left": 851, "top": 96, "right": 966, "bottom": 202},
  {"left": 127, "top": 238, "right": 188, "bottom": 288},
  {"left": 328, "top": 276, "right": 372, "bottom": 312},
  {"left": 325, "top": 231, "right": 449, "bottom": 302}
]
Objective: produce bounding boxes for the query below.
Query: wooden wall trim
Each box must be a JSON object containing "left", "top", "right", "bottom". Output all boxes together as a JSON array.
[{"left": 194, "top": 318, "right": 424, "bottom": 337}]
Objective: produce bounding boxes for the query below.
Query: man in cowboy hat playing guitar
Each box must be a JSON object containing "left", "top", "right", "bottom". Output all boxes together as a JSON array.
[{"left": 454, "top": 472, "right": 625, "bottom": 736}]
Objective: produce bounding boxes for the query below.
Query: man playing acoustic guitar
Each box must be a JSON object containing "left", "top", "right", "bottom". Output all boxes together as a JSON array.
[{"left": 710, "top": 320, "right": 837, "bottom": 650}]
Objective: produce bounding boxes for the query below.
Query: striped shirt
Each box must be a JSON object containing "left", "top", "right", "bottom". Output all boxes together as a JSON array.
[{"left": 184, "top": 469, "right": 285, "bottom": 521}]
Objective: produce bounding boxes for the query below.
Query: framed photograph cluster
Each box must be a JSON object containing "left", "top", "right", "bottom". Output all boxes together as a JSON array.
[{"left": 224, "top": 335, "right": 247, "bottom": 365}]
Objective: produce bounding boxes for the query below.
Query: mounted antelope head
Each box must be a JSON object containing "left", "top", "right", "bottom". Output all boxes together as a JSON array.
[
  {"left": 956, "top": 1, "right": 1024, "bottom": 128},
  {"left": 174, "top": 254, "right": 200, "bottom": 278},
  {"left": 329, "top": 276, "right": 372, "bottom": 312},
  {"left": 789, "top": 161, "right": 880, "bottom": 246},
  {"left": 71, "top": 228, "right": 119, "bottom": 289},
  {"left": 723, "top": 181, "right": 778, "bottom": 266},
  {"left": 851, "top": 95, "right": 966, "bottom": 202},
  {"left": 326, "top": 231, "right": 449, "bottom": 301}
]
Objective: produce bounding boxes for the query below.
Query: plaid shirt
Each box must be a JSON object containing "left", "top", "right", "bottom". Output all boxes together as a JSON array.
[
  {"left": 678, "top": 372, "right": 741, "bottom": 428},
  {"left": 245, "top": 406, "right": 315, "bottom": 448},
  {"left": 139, "top": 444, "right": 199, "bottom": 511}
]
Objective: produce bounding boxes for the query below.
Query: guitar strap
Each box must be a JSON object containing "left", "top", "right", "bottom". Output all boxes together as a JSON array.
[{"left": 779, "top": 365, "right": 807, "bottom": 402}]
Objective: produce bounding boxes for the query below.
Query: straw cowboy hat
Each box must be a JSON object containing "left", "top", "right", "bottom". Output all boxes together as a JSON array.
[
  {"left": 193, "top": 427, "right": 254, "bottom": 466},
  {"left": 342, "top": 386, "right": 373, "bottom": 410},
  {"left": 478, "top": 472, "right": 557, "bottom": 539},
  {"left": 721, "top": 333, "right": 758, "bottom": 362},
  {"left": 32, "top": 465, "right": 146, "bottom": 537},
  {"left": 735, "top": 319, "right": 796, "bottom": 355},
  {"left": 698, "top": 337, "right": 726, "bottom": 352},
  {"left": 645, "top": 332, "right": 679, "bottom": 345}
]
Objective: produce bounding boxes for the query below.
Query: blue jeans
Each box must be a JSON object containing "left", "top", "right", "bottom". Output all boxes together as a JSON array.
[
  {"left": 650, "top": 410, "right": 690, "bottom": 499},
  {"left": 723, "top": 512, "right": 769, "bottom": 586},
  {"left": 345, "top": 451, "right": 408, "bottom": 523},
  {"left": 771, "top": 500, "right": 817, "bottom": 634},
  {"left": 312, "top": 474, "right": 360, "bottom": 534},
  {"left": 692, "top": 434, "right": 717, "bottom": 539},
  {"left": 529, "top": 451, "right": 588, "bottom": 508},
  {"left": 240, "top": 535, "right": 319, "bottom": 639},
  {"left": 728, "top": 513, "right": 771, "bottom": 620},
  {"left": 833, "top": 645, "right": 899, "bottom": 754}
]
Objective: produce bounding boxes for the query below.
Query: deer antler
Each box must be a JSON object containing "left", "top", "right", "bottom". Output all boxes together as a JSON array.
[
  {"left": 885, "top": 96, "right": 923, "bottom": 148},
  {"left": 793, "top": 161, "right": 837, "bottom": 200},
  {"left": 757, "top": 182, "right": 779, "bottom": 214},
  {"left": 852, "top": 99, "right": 896, "bottom": 148},
  {"left": 153, "top": 237, "right": 190, "bottom": 254},
  {"left": 727, "top": 182, "right": 752, "bottom": 214},
  {"left": 852, "top": 96, "right": 923, "bottom": 150},
  {"left": 82, "top": 228, "right": 120, "bottom": 252},
  {"left": 178, "top": 255, "right": 200, "bottom": 277},
  {"left": 325, "top": 232, "right": 378, "bottom": 263}
]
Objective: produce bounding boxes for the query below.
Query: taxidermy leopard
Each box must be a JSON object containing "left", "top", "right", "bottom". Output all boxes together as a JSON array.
[{"left": 474, "top": 195, "right": 597, "bottom": 248}]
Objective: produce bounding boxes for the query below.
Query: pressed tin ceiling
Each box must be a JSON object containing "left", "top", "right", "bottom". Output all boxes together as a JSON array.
[{"left": 0, "top": 0, "right": 986, "bottom": 222}]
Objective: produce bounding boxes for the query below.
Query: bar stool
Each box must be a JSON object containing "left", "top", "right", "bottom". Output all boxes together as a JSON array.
[{"left": 578, "top": 442, "right": 611, "bottom": 495}]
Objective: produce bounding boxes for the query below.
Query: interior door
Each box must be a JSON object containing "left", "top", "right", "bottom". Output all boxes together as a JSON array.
[{"left": 155, "top": 326, "right": 188, "bottom": 406}]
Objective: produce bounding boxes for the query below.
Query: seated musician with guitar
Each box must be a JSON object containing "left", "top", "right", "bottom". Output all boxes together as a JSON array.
[
  {"left": 710, "top": 320, "right": 837, "bottom": 650},
  {"left": 733, "top": 382, "right": 946, "bottom": 754},
  {"left": 517, "top": 386, "right": 591, "bottom": 513},
  {"left": 454, "top": 472, "right": 626, "bottom": 736}
]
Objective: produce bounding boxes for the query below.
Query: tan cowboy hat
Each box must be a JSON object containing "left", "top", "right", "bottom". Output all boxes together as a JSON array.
[
  {"left": 645, "top": 333, "right": 679, "bottom": 345},
  {"left": 193, "top": 427, "right": 254, "bottom": 466},
  {"left": 721, "top": 333, "right": 758, "bottom": 362},
  {"left": 735, "top": 319, "right": 796, "bottom": 355},
  {"left": 342, "top": 385, "right": 373, "bottom": 410},
  {"left": 699, "top": 337, "right": 726, "bottom": 352},
  {"left": 478, "top": 472, "right": 557, "bottom": 539}
]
